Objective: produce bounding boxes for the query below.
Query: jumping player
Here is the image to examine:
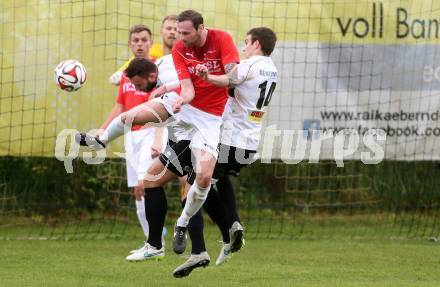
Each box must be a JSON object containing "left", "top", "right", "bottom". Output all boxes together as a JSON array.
[{"left": 173, "top": 26, "right": 278, "bottom": 276}]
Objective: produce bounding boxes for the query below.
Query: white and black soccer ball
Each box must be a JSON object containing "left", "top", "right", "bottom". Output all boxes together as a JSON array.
[{"left": 54, "top": 60, "right": 87, "bottom": 92}]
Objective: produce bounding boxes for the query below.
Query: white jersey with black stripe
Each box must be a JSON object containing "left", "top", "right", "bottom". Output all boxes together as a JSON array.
[
  {"left": 221, "top": 55, "right": 278, "bottom": 150},
  {"left": 155, "top": 54, "right": 180, "bottom": 88}
]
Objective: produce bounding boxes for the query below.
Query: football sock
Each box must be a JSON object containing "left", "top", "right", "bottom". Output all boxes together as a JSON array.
[
  {"left": 183, "top": 199, "right": 206, "bottom": 254},
  {"left": 99, "top": 114, "right": 129, "bottom": 144},
  {"left": 144, "top": 187, "right": 167, "bottom": 249},
  {"left": 217, "top": 176, "right": 240, "bottom": 226},
  {"left": 203, "top": 189, "right": 230, "bottom": 243},
  {"left": 135, "top": 196, "right": 149, "bottom": 239},
  {"left": 176, "top": 182, "right": 209, "bottom": 227}
]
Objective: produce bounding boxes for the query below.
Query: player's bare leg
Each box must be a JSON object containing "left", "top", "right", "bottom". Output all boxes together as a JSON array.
[
  {"left": 75, "top": 100, "right": 170, "bottom": 148},
  {"left": 123, "top": 101, "right": 170, "bottom": 127},
  {"left": 178, "top": 176, "right": 187, "bottom": 200}
]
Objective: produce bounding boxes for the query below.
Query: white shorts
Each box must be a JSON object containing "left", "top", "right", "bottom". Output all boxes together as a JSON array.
[
  {"left": 124, "top": 128, "right": 168, "bottom": 187},
  {"left": 153, "top": 92, "right": 222, "bottom": 158},
  {"left": 152, "top": 91, "right": 180, "bottom": 117}
]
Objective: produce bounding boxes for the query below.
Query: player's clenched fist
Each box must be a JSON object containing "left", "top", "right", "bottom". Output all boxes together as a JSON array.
[
  {"left": 195, "top": 64, "right": 208, "bottom": 80},
  {"left": 172, "top": 96, "right": 184, "bottom": 113}
]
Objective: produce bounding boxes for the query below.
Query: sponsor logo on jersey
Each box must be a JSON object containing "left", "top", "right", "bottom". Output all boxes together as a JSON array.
[
  {"left": 248, "top": 110, "right": 265, "bottom": 123},
  {"left": 204, "top": 60, "right": 222, "bottom": 73},
  {"left": 123, "top": 83, "right": 136, "bottom": 93}
]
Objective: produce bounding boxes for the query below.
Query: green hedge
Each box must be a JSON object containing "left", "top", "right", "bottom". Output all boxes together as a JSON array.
[{"left": 1, "top": 156, "right": 440, "bottom": 216}]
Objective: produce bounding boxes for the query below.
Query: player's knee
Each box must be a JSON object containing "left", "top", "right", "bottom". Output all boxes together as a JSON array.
[
  {"left": 195, "top": 173, "right": 211, "bottom": 189},
  {"left": 195, "top": 169, "right": 213, "bottom": 189},
  {"left": 120, "top": 113, "right": 128, "bottom": 124}
]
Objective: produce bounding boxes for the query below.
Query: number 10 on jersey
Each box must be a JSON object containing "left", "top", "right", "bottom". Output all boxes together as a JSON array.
[{"left": 256, "top": 80, "right": 276, "bottom": 110}]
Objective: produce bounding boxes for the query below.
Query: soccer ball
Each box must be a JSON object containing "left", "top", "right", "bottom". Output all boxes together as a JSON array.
[{"left": 54, "top": 60, "right": 87, "bottom": 91}]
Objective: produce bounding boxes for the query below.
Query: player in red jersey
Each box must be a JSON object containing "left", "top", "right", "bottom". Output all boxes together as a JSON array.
[
  {"left": 168, "top": 8, "right": 239, "bottom": 246},
  {"left": 163, "top": 9, "right": 240, "bottom": 276},
  {"left": 76, "top": 58, "right": 168, "bottom": 258}
]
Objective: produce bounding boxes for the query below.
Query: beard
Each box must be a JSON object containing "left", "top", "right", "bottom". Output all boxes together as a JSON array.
[
  {"left": 144, "top": 81, "right": 157, "bottom": 92},
  {"left": 183, "top": 34, "right": 201, "bottom": 47},
  {"left": 164, "top": 38, "right": 175, "bottom": 49}
]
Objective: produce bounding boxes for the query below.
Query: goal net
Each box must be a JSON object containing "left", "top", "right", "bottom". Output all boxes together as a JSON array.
[{"left": 1, "top": 0, "right": 439, "bottom": 240}]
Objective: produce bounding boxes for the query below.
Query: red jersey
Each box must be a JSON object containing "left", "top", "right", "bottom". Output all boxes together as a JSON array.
[
  {"left": 172, "top": 29, "right": 239, "bottom": 116},
  {"left": 117, "top": 74, "right": 150, "bottom": 131}
]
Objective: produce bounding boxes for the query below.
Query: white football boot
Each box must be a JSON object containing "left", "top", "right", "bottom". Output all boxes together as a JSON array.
[
  {"left": 126, "top": 243, "right": 164, "bottom": 261},
  {"left": 215, "top": 242, "right": 232, "bottom": 266},
  {"left": 172, "top": 252, "right": 210, "bottom": 278}
]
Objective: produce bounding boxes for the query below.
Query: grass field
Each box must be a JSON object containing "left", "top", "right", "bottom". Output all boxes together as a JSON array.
[{"left": 1, "top": 225, "right": 439, "bottom": 287}]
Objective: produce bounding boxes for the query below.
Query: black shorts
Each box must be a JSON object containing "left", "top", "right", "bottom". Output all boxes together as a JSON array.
[
  {"left": 159, "top": 140, "right": 194, "bottom": 177},
  {"left": 187, "top": 144, "right": 257, "bottom": 184}
]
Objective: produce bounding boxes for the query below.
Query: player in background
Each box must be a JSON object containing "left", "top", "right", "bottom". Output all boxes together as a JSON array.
[
  {"left": 109, "top": 15, "right": 178, "bottom": 86},
  {"left": 150, "top": 15, "right": 178, "bottom": 59},
  {"left": 172, "top": 26, "right": 278, "bottom": 277}
]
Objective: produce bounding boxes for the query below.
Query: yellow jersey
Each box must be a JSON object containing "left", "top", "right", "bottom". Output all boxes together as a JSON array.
[{"left": 117, "top": 43, "right": 164, "bottom": 71}]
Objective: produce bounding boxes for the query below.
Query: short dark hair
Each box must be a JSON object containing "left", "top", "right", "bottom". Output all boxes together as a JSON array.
[
  {"left": 247, "top": 27, "right": 277, "bottom": 56},
  {"left": 125, "top": 58, "right": 157, "bottom": 78},
  {"left": 162, "top": 14, "right": 177, "bottom": 24},
  {"left": 129, "top": 24, "right": 152, "bottom": 39},
  {"left": 177, "top": 10, "right": 203, "bottom": 29}
]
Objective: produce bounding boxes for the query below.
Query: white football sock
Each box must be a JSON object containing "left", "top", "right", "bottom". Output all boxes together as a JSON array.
[
  {"left": 99, "top": 114, "right": 130, "bottom": 144},
  {"left": 177, "top": 183, "right": 210, "bottom": 227},
  {"left": 135, "top": 196, "right": 149, "bottom": 238}
]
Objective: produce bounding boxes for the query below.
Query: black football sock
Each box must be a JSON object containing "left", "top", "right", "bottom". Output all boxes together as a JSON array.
[
  {"left": 144, "top": 187, "right": 167, "bottom": 249},
  {"left": 203, "top": 188, "right": 230, "bottom": 243},
  {"left": 183, "top": 199, "right": 206, "bottom": 254},
  {"left": 216, "top": 176, "right": 240, "bottom": 226}
]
